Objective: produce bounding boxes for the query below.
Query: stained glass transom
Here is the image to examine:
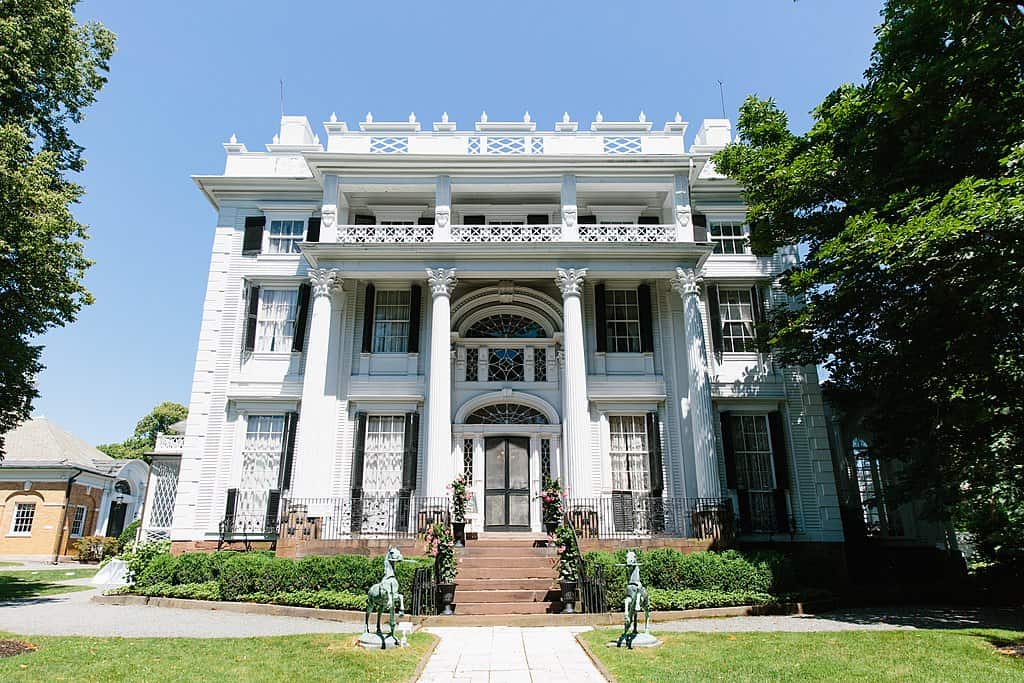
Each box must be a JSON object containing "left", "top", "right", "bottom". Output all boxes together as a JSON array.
[
  {"left": 466, "top": 403, "right": 548, "bottom": 425},
  {"left": 488, "top": 348, "right": 524, "bottom": 382},
  {"left": 465, "top": 314, "right": 546, "bottom": 339}
]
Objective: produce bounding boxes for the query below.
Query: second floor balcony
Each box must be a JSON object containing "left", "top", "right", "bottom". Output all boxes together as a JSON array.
[{"left": 333, "top": 221, "right": 695, "bottom": 245}]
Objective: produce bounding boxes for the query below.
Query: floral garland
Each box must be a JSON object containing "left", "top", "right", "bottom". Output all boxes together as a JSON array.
[
  {"left": 540, "top": 476, "right": 565, "bottom": 526},
  {"left": 448, "top": 472, "right": 472, "bottom": 522},
  {"left": 424, "top": 521, "right": 457, "bottom": 584}
]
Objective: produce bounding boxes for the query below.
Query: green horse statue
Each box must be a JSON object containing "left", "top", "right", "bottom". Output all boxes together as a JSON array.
[
  {"left": 365, "top": 546, "right": 414, "bottom": 648},
  {"left": 615, "top": 550, "right": 650, "bottom": 649}
]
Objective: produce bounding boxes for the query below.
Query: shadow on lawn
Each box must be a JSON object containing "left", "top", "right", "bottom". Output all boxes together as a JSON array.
[
  {"left": 0, "top": 575, "right": 86, "bottom": 603},
  {"left": 808, "top": 606, "right": 1024, "bottom": 631}
]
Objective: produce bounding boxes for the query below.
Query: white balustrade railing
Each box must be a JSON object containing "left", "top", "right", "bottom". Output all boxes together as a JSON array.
[
  {"left": 154, "top": 434, "right": 185, "bottom": 452},
  {"left": 330, "top": 223, "right": 682, "bottom": 244}
]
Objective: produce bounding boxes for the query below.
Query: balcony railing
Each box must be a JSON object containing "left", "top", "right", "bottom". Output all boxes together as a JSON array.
[
  {"left": 450, "top": 223, "right": 562, "bottom": 243},
  {"left": 564, "top": 495, "right": 734, "bottom": 541},
  {"left": 279, "top": 496, "right": 450, "bottom": 541},
  {"left": 578, "top": 223, "right": 676, "bottom": 243},
  {"left": 153, "top": 433, "right": 184, "bottom": 452},
  {"left": 333, "top": 222, "right": 688, "bottom": 244}
]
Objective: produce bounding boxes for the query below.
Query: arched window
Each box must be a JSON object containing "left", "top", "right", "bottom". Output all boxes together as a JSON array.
[
  {"left": 465, "top": 314, "right": 546, "bottom": 339},
  {"left": 465, "top": 403, "right": 549, "bottom": 425},
  {"left": 114, "top": 480, "right": 132, "bottom": 495}
]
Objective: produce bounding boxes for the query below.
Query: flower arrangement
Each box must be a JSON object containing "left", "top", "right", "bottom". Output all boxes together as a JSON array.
[
  {"left": 540, "top": 476, "right": 565, "bottom": 527},
  {"left": 551, "top": 524, "right": 580, "bottom": 583},
  {"left": 448, "top": 472, "right": 472, "bottom": 523},
  {"left": 424, "top": 521, "right": 457, "bottom": 584}
]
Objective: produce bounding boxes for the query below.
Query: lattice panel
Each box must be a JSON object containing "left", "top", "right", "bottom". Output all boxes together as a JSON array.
[
  {"left": 487, "top": 136, "right": 526, "bottom": 154},
  {"left": 531, "top": 136, "right": 545, "bottom": 154},
  {"left": 370, "top": 137, "right": 409, "bottom": 154},
  {"left": 534, "top": 347, "right": 547, "bottom": 381},
  {"left": 541, "top": 439, "right": 552, "bottom": 479},
  {"left": 603, "top": 136, "right": 642, "bottom": 154},
  {"left": 450, "top": 224, "right": 561, "bottom": 242},
  {"left": 465, "top": 348, "right": 479, "bottom": 381},
  {"left": 148, "top": 460, "right": 180, "bottom": 528},
  {"left": 578, "top": 223, "right": 675, "bottom": 242},
  {"left": 338, "top": 225, "right": 433, "bottom": 243},
  {"left": 468, "top": 136, "right": 481, "bottom": 154}
]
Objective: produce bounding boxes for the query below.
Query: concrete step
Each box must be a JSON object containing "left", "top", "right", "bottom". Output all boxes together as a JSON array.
[
  {"left": 458, "top": 556, "right": 553, "bottom": 569},
  {"left": 456, "top": 601, "right": 563, "bottom": 616},
  {"left": 457, "top": 589, "right": 559, "bottom": 603},
  {"left": 459, "top": 567, "right": 556, "bottom": 580},
  {"left": 457, "top": 578, "right": 555, "bottom": 591},
  {"left": 459, "top": 545, "right": 554, "bottom": 557}
]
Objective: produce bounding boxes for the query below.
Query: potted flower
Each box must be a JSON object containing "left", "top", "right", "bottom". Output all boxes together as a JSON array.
[
  {"left": 449, "top": 472, "right": 471, "bottom": 547},
  {"left": 425, "top": 521, "right": 458, "bottom": 615},
  {"left": 540, "top": 476, "right": 565, "bottom": 534},
  {"left": 553, "top": 524, "right": 580, "bottom": 614}
]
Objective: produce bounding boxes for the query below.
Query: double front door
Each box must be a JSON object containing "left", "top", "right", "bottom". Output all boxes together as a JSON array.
[{"left": 484, "top": 437, "right": 530, "bottom": 530}]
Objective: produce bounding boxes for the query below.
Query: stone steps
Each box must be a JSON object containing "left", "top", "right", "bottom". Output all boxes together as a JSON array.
[
  {"left": 459, "top": 566, "right": 554, "bottom": 580},
  {"left": 456, "top": 601, "right": 564, "bottom": 616},
  {"left": 456, "top": 589, "right": 559, "bottom": 603},
  {"left": 453, "top": 535, "right": 562, "bottom": 615},
  {"left": 458, "top": 578, "right": 554, "bottom": 591}
]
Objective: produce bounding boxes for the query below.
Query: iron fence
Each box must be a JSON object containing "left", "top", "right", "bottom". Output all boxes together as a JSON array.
[
  {"left": 410, "top": 566, "right": 437, "bottom": 616},
  {"left": 563, "top": 495, "right": 734, "bottom": 541},
  {"left": 219, "top": 513, "right": 278, "bottom": 537},
  {"left": 279, "top": 496, "right": 451, "bottom": 541}
]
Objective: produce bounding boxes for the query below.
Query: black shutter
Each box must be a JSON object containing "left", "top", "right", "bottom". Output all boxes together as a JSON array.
[
  {"left": 773, "top": 489, "right": 790, "bottom": 534},
  {"left": 750, "top": 285, "right": 765, "bottom": 325},
  {"left": 646, "top": 412, "right": 663, "bottom": 497},
  {"left": 594, "top": 283, "right": 607, "bottom": 353},
  {"left": 707, "top": 284, "right": 723, "bottom": 354},
  {"left": 242, "top": 216, "right": 265, "bottom": 254},
  {"left": 224, "top": 488, "right": 238, "bottom": 529},
  {"left": 612, "top": 491, "right": 635, "bottom": 532},
  {"left": 768, "top": 412, "right": 790, "bottom": 490},
  {"left": 463, "top": 214, "right": 486, "bottom": 225},
  {"left": 292, "top": 283, "right": 311, "bottom": 352},
  {"left": 361, "top": 283, "right": 376, "bottom": 353},
  {"left": 692, "top": 213, "right": 708, "bottom": 242},
  {"left": 401, "top": 413, "right": 420, "bottom": 492},
  {"left": 243, "top": 285, "right": 260, "bottom": 352},
  {"left": 417, "top": 217, "right": 434, "bottom": 225},
  {"left": 354, "top": 214, "right": 376, "bottom": 225},
  {"left": 407, "top": 285, "right": 422, "bottom": 353},
  {"left": 737, "top": 491, "right": 752, "bottom": 533},
  {"left": 638, "top": 283, "right": 654, "bottom": 353},
  {"left": 350, "top": 413, "right": 367, "bottom": 533},
  {"left": 279, "top": 412, "right": 298, "bottom": 491},
  {"left": 577, "top": 215, "right": 597, "bottom": 224},
  {"left": 265, "top": 489, "right": 281, "bottom": 532},
  {"left": 527, "top": 213, "right": 549, "bottom": 224},
  {"left": 637, "top": 215, "right": 659, "bottom": 224},
  {"left": 306, "top": 217, "right": 321, "bottom": 243},
  {"left": 720, "top": 411, "right": 737, "bottom": 489}
]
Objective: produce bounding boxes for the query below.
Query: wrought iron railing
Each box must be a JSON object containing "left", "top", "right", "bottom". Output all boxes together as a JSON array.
[
  {"left": 219, "top": 513, "right": 279, "bottom": 537},
  {"left": 563, "top": 511, "right": 608, "bottom": 613},
  {"left": 279, "top": 496, "right": 450, "bottom": 541},
  {"left": 410, "top": 566, "right": 437, "bottom": 616},
  {"left": 563, "top": 495, "right": 734, "bottom": 541}
]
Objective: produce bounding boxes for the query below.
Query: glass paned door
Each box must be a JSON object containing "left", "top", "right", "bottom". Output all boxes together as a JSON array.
[{"left": 484, "top": 437, "right": 531, "bottom": 530}]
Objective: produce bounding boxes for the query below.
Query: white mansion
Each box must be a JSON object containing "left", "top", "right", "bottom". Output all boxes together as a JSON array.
[{"left": 162, "top": 110, "right": 843, "bottom": 550}]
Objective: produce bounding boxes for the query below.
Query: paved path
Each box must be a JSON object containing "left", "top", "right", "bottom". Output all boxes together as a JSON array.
[
  {"left": 419, "top": 626, "right": 605, "bottom": 683},
  {"left": 0, "top": 586, "right": 363, "bottom": 638}
]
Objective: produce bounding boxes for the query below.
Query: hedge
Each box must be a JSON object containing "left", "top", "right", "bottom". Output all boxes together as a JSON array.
[
  {"left": 646, "top": 588, "right": 774, "bottom": 611},
  {"left": 135, "top": 581, "right": 222, "bottom": 601},
  {"left": 236, "top": 589, "right": 367, "bottom": 611}
]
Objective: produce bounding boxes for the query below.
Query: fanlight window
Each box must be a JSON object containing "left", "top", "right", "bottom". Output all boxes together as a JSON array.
[
  {"left": 466, "top": 403, "right": 549, "bottom": 425},
  {"left": 465, "top": 314, "right": 546, "bottom": 339}
]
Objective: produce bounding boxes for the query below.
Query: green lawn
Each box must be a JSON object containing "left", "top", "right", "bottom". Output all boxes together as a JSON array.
[
  {"left": 0, "top": 568, "right": 98, "bottom": 601},
  {"left": 580, "top": 629, "right": 1024, "bottom": 682},
  {"left": 0, "top": 632, "right": 435, "bottom": 682}
]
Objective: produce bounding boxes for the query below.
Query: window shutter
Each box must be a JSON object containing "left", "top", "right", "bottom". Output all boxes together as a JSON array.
[
  {"left": 692, "top": 213, "right": 708, "bottom": 242},
  {"left": 279, "top": 412, "right": 298, "bottom": 491},
  {"left": 244, "top": 285, "right": 260, "bottom": 352},
  {"left": 750, "top": 285, "right": 765, "bottom": 325},
  {"left": 527, "top": 213, "right": 549, "bottom": 224},
  {"left": 306, "top": 217, "right": 321, "bottom": 243},
  {"left": 463, "top": 214, "right": 486, "bottom": 225},
  {"left": 265, "top": 489, "right": 281, "bottom": 532},
  {"left": 638, "top": 283, "right": 654, "bottom": 353},
  {"left": 646, "top": 412, "right": 663, "bottom": 497},
  {"left": 612, "top": 491, "right": 636, "bottom": 532},
  {"left": 707, "top": 284, "right": 723, "bottom": 355},
  {"left": 594, "top": 283, "right": 607, "bottom": 353},
  {"left": 417, "top": 217, "right": 433, "bottom": 225},
  {"left": 361, "top": 284, "right": 376, "bottom": 353},
  {"left": 637, "top": 215, "right": 659, "bottom": 224},
  {"left": 401, "top": 413, "right": 420, "bottom": 492},
  {"left": 242, "top": 216, "right": 265, "bottom": 254},
  {"left": 768, "top": 412, "right": 790, "bottom": 489},
  {"left": 354, "top": 214, "right": 376, "bottom": 225},
  {"left": 737, "top": 491, "right": 752, "bottom": 533},
  {"left": 407, "top": 285, "right": 422, "bottom": 353},
  {"left": 291, "top": 283, "right": 311, "bottom": 352},
  {"left": 773, "top": 489, "right": 790, "bottom": 534},
  {"left": 577, "top": 215, "right": 597, "bottom": 224},
  {"left": 350, "top": 413, "right": 367, "bottom": 533},
  {"left": 224, "top": 488, "right": 238, "bottom": 521},
  {"left": 720, "top": 411, "right": 738, "bottom": 489}
]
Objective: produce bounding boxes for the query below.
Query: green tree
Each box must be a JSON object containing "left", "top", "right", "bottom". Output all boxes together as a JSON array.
[
  {"left": 712, "top": 0, "right": 1024, "bottom": 565},
  {"left": 0, "top": 1, "right": 116, "bottom": 455},
  {"left": 97, "top": 402, "right": 188, "bottom": 460}
]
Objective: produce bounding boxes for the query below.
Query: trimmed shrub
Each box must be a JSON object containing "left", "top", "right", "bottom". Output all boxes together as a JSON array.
[
  {"left": 121, "top": 540, "right": 171, "bottom": 584},
  {"left": 646, "top": 588, "right": 774, "bottom": 611},
  {"left": 173, "top": 553, "right": 214, "bottom": 584},
  {"left": 73, "top": 536, "right": 119, "bottom": 562},
  {"left": 253, "top": 557, "right": 301, "bottom": 595},
  {"left": 218, "top": 552, "right": 272, "bottom": 600},
  {"left": 236, "top": 589, "right": 367, "bottom": 611},
  {"left": 137, "top": 552, "right": 178, "bottom": 588},
  {"left": 137, "top": 581, "right": 221, "bottom": 601}
]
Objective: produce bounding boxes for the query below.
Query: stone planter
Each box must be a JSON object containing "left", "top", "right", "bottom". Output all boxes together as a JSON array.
[
  {"left": 436, "top": 582, "right": 457, "bottom": 616},
  {"left": 452, "top": 521, "right": 467, "bottom": 547},
  {"left": 559, "top": 580, "right": 578, "bottom": 614}
]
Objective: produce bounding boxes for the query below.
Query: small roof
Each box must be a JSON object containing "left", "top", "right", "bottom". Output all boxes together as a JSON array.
[{"left": 2, "top": 417, "right": 121, "bottom": 476}]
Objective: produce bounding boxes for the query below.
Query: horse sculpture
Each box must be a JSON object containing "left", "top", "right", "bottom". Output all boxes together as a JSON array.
[
  {"left": 615, "top": 550, "right": 650, "bottom": 649},
  {"left": 365, "top": 546, "right": 414, "bottom": 648}
]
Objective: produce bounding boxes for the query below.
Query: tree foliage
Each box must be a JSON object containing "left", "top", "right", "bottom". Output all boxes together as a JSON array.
[
  {"left": 97, "top": 402, "right": 188, "bottom": 461},
  {"left": 713, "top": 0, "right": 1024, "bottom": 565},
  {"left": 0, "top": 1, "right": 115, "bottom": 455}
]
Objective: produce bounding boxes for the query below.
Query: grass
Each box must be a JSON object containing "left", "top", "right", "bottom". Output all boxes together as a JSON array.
[
  {"left": 0, "top": 632, "right": 436, "bottom": 682},
  {"left": 580, "top": 629, "right": 1024, "bottom": 682},
  {"left": 0, "top": 568, "right": 98, "bottom": 601}
]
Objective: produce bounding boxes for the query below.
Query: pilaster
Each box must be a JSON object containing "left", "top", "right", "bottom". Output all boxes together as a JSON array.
[
  {"left": 561, "top": 175, "right": 578, "bottom": 241},
  {"left": 673, "top": 174, "right": 694, "bottom": 242},
  {"left": 435, "top": 176, "right": 452, "bottom": 242}
]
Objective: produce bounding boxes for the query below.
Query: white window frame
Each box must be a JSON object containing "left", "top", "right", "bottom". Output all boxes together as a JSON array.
[
  {"left": 70, "top": 505, "right": 88, "bottom": 537},
  {"left": 718, "top": 288, "right": 757, "bottom": 353},
  {"left": 608, "top": 415, "right": 650, "bottom": 493},
  {"left": 236, "top": 414, "right": 286, "bottom": 522},
  {"left": 362, "top": 415, "right": 406, "bottom": 495},
  {"left": 261, "top": 213, "right": 308, "bottom": 255},
  {"left": 255, "top": 287, "right": 300, "bottom": 352},
  {"left": 9, "top": 502, "right": 36, "bottom": 536},
  {"left": 372, "top": 289, "right": 412, "bottom": 353},
  {"left": 709, "top": 220, "right": 751, "bottom": 255},
  {"left": 605, "top": 288, "right": 642, "bottom": 353}
]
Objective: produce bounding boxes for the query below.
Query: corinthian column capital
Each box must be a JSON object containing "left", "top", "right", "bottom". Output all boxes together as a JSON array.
[
  {"left": 426, "top": 267, "right": 458, "bottom": 297},
  {"left": 671, "top": 267, "right": 701, "bottom": 298},
  {"left": 308, "top": 268, "right": 341, "bottom": 298},
  {"left": 554, "top": 267, "right": 588, "bottom": 297}
]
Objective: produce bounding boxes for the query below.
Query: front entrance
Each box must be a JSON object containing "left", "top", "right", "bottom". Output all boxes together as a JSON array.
[
  {"left": 484, "top": 437, "right": 530, "bottom": 530},
  {"left": 107, "top": 502, "right": 128, "bottom": 537}
]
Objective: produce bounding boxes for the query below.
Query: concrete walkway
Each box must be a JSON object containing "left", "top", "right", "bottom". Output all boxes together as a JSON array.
[{"left": 419, "top": 626, "right": 605, "bottom": 683}]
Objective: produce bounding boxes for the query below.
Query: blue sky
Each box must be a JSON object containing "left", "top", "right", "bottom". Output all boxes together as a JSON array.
[{"left": 35, "top": 0, "right": 883, "bottom": 445}]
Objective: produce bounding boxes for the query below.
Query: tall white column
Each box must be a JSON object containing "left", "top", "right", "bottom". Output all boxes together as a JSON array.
[
  {"left": 291, "top": 268, "right": 341, "bottom": 499},
  {"left": 555, "top": 267, "right": 590, "bottom": 498},
  {"left": 672, "top": 267, "right": 722, "bottom": 498},
  {"left": 424, "top": 267, "right": 457, "bottom": 499}
]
